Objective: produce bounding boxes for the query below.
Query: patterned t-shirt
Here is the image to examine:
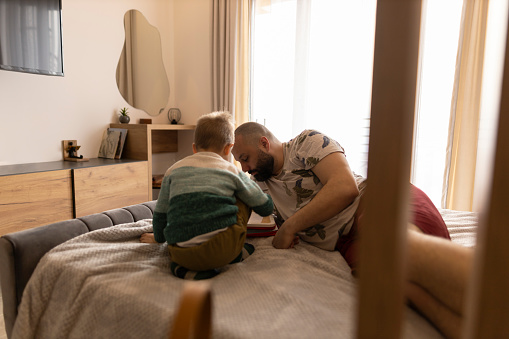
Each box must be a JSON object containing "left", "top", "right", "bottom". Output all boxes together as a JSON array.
[{"left": 256, "top": 130, "right": 366, "bottom": 251}]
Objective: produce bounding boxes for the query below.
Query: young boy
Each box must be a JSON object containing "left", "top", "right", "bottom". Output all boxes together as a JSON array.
[{"left": 141, "top": 112, "right": 273, "bottom": 280}]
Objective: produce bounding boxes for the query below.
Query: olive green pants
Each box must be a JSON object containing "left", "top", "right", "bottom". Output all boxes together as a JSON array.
[{"left": 167, "top": 200, "right": 251, "bottom": 271}]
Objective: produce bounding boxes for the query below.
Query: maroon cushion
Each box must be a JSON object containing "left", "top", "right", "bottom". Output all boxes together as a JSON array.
[{"left": 336, "top": 184, "right": 450, "bottom": 273}]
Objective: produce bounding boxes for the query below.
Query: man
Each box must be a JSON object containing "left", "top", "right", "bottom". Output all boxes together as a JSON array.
[
  {"left": 232, "top": 122, "right": 361, "bottom": 251},
  {"left": 233, "top": 122, "right": 471, "bottom": 339}
]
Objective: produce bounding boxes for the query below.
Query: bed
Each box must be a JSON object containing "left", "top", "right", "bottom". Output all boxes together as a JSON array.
[{"left": 0, "top": 202, "right": 477, "bottom": 339}]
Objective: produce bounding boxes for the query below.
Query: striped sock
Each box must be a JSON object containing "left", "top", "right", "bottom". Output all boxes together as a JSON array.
[
  {"left": 243, "top": 243, "right": 255, "bottom": 257},
  {"left": 230, "top": 243, "right": 255, "bottom": 264},
  {"left": 170, "top": 262, "right": 219, "bottom": 280}
]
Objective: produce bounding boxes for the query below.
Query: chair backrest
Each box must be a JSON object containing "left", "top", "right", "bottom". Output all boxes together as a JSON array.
[{"left": 169, "top": 281, "right": 212, "bottom": 339}]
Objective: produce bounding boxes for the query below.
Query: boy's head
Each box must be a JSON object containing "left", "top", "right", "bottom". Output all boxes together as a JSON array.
[{"left": 193, "top": 111, "right": 235, "bottom": 158}]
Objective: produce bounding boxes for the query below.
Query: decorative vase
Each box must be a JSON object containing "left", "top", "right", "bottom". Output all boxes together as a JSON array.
[{"left": 119, "top": 115, "right": 130, "bottom": 124}]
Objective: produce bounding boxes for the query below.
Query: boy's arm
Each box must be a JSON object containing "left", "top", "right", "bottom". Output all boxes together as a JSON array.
[
  {"left": 235, "top": 172, "right": 274, "bottom": 217},
  {"left": 152, "top": 176, "right": 171, "bottom": 243}
]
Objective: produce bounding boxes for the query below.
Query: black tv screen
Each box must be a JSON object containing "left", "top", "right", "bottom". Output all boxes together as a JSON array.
[{"left": 0, "top": 0, "right": 64, "bottom": 76}]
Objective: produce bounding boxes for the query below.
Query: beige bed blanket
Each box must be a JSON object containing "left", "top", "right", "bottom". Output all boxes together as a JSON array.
[
  {"left": 12, "top": 210, "right": 477, "bottom": 339},
  {"left": 440, "top": 208, "right": 478, "bottom": 248}
]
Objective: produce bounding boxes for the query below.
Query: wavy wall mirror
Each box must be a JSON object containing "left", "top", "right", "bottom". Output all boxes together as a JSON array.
[{"left": 116, "top": 10, "right": 170, "bottom": 116}]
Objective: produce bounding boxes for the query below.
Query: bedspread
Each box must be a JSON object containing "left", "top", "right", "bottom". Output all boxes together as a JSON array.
[
  {"left": 11, "top": 216, "right": 472, "bottom": 339},
  {"left": 440, "top": 208, "right": 478, "bottom": 247}
]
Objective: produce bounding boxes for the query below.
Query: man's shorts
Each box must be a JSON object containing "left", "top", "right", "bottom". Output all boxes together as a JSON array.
[{"left": 335, "top": 184, "right": 451, "bottom": 273}]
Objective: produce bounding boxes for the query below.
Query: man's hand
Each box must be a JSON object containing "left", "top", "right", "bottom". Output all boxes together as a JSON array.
[{"left": 272, "top": 222, "right": 300, "bottom": 249}]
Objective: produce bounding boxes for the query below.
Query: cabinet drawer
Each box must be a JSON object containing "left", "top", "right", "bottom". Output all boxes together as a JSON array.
[
  {"left": 0, "top": 170, "right": 73, "bottom": 235},
  {"left": 73, "top": 162, "right": 149, "bottom": 217}
]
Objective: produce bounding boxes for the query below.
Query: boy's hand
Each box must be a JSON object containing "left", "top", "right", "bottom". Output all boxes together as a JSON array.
[{"left": 140, "top": 233, "right": 157, "bottom": 243}]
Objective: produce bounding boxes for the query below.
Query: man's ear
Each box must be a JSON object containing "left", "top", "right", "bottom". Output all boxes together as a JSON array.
[
  {"left": 259, "top": 136, "right": 270, "bottom": 151},
  {"left": 192, "top": 143, "right": 198, "bottom": 154},
  {"left": 223, "top": 143, "right": 234, "bottom": 156}
]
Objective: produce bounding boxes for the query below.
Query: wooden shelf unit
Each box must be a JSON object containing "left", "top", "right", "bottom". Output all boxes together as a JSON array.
[{"left": 110, "top": 124, "right": 196, "bottom": 197}]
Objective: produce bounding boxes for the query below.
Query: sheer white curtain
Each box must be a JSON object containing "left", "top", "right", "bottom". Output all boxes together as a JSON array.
[
  {"left": 251, "top": 0, "right": 464, "bottom": 207},
  {"left": 212, "top": 0, "right": 252, "bottom": 126},
  {"left": 412, "top": 0, "right": 463, "bottom": 207},
  {"left": 251, "top": 0, "right": 376, "bottom": 177},
  {"left": 473, "top": 0, "right": 509, "bottom": 212}
]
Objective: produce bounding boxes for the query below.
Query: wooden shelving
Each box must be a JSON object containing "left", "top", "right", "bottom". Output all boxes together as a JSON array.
[{"left": 110, "top": 124, "right": 195, "bottom": 197}]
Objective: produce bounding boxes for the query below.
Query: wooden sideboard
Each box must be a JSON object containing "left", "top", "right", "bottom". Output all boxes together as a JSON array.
[
  {"left": 110, "top": 124, "right": 196, "bottom": 197},
  {"left": 0, "top": 159, "right": 149, "bottom": 236}
]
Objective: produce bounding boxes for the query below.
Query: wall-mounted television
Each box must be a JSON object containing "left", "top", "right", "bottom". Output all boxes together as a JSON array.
[{"left": 0, "top": 0, "right": 64, "bottom": 76}]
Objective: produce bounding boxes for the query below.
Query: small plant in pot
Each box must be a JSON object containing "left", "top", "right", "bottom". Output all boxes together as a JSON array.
[{"left": 119, "top": 107, "right": 130, "bottom": 124}]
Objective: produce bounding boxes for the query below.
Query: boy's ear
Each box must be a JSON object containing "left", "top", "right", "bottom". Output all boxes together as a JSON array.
[
  {"left": 223, "top": 143, "right": 234, "bottom": 156},
  {"left": 192, "top": 143, "right": 198, "bottom": 154}
]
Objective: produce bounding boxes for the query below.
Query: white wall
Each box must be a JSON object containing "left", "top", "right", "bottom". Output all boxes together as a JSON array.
[
  {"left": 153, "top": 0, "right": 213, "bottom": 174},
  {"left": 0, "top": 0, "right": 213, "bottom": 169}
]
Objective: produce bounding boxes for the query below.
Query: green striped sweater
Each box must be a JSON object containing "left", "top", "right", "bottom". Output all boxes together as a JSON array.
[{"left": 153, "top": 152, "right": 273, "bottom": 244}]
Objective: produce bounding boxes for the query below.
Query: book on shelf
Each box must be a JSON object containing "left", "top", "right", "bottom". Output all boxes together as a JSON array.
[
  {"left": 108, "top": 128, "right": 128, "bottom": 159},
  {"left": 98, "top": 128, "right": 128, "bottom": 159}
]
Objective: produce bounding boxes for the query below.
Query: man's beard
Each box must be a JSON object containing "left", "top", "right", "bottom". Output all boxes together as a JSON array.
[{"left": 250, "top": 149, "right": 274, "bottom": 181}]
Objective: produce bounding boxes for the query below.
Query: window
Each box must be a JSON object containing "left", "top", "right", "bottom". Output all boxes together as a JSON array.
[
  {"left": 251, "top": 0, "right": 463, "bottom": 207},
  {"left": 251, "top": 0, "right": 376, "bottom": 177}
]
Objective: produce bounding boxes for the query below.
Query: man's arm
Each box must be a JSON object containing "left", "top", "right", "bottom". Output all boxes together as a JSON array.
[{"left": 272, "top": 152, "right": 359, "bottom": 249}]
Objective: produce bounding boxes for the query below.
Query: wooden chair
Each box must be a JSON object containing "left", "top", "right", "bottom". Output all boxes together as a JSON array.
[
  {"left": 358, "top": 1, "right": 509, "bottom": 337},
  {"left": 169, "top": 281, "right": 212, "bottom": 339}
]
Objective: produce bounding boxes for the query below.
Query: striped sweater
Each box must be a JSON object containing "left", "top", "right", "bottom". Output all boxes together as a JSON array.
[{"left": 153, "top": 152, "right": 274, "bottom": 244}]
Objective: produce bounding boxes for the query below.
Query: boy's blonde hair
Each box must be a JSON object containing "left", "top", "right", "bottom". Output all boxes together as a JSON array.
[{"left": 194, "top": 111, "right": 235, "bottom": 152}]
